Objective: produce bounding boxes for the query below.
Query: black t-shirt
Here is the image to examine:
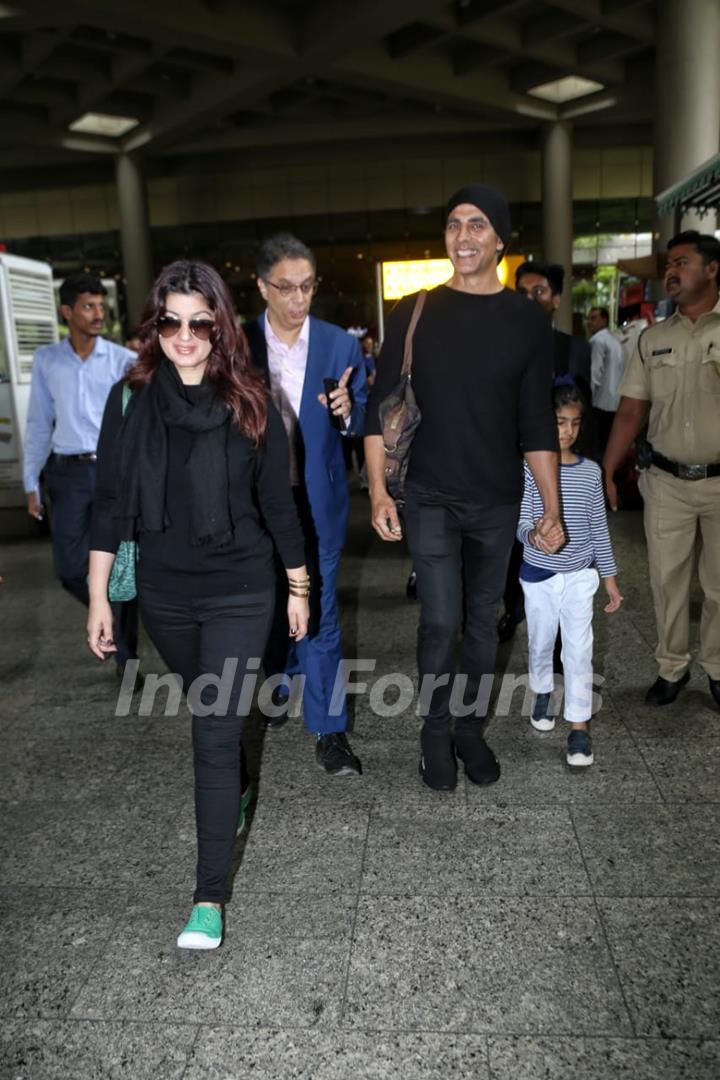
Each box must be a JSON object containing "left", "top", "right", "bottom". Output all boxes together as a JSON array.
[
  {"left": 366, "top": 285, "right": 558, "bottom": 503},
  {"left": 90, "top": 381, "right": 306, "bottom": 596}
]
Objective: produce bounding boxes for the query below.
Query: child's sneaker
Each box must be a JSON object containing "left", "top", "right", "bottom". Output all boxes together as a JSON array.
[
  {"left": 531, "top": 692, "right": 555, "bottom": 732},
  {"left": 177, "top": 904, "right": 223, "bottom": 950},
  {"left": 566, "top": 729, "right": 594, "bottom": 767}
]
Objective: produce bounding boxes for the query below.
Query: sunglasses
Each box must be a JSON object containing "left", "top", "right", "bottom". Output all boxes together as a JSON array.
[{"left": 156, "top": 315, "right": 215, "bottom": 341}]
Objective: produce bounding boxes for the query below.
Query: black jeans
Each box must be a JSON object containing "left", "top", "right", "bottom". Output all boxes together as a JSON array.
[
  {"left": 139, "top": 584, "right": 274, "bottom": 904},
  {"left": 502, "top": 539, "right": 526, "bottom": 625},
  {"left": 404, "top": 487, "right": 519, "bottom": 732},
  {"left": 44, "top": 455, "right": 138, "bottom": 666}
]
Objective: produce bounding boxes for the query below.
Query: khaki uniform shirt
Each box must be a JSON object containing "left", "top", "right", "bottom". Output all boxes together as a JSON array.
[{"left": 619, "top": 297, "right": 720, "bottom": 464}]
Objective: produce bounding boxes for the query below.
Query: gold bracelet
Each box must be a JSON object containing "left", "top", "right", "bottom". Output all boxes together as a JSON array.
[{"left": 287, "top": 576, "right": 310, "bottom": 586}]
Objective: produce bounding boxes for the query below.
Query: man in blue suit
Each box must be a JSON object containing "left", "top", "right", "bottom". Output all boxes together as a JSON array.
[{"left": 244, "top": 234, "right": 367, "bottom": 777}]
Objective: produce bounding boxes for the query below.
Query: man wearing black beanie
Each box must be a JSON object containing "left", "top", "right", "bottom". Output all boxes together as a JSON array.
[{"left": 364, "top": 184, "right": 564, "bottom": 792}]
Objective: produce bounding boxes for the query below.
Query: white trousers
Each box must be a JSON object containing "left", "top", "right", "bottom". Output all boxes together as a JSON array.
[{"left": 521, "top": 567, "right": 600, "bottom": 724}]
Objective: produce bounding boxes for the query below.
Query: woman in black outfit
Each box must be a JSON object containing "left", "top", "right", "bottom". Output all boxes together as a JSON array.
[{"left": 87, "top": 261, "right": 309, "bottom": 950}]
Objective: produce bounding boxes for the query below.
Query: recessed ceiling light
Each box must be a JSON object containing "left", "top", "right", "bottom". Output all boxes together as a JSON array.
[
  {"left": 68, "top": 112, "right": 139, "bottom": 137},
  {"left": 527, "top": 76, "right": 604, "bottom": 104}
]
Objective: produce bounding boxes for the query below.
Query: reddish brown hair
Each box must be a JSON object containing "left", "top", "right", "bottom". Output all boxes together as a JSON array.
[{"left": 127, "top": 260, "right": 267, "bottom": 443}]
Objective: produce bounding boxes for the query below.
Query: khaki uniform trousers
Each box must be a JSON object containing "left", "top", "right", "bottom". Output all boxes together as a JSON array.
[{"left": 639, "top": 466, "right": 720, "bottom": 681}]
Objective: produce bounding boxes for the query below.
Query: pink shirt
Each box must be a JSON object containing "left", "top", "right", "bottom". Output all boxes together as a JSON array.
[{"left": 264, "top": 315, "right": 309, "bottom": 486}]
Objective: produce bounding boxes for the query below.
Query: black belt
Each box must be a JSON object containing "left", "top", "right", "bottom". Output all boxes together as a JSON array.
[
  {"left": 52, "top": 452, "right": 97, "bottom": 463},
  {"left": 651, "top": 451, "right": 720, "bottom": 481}
]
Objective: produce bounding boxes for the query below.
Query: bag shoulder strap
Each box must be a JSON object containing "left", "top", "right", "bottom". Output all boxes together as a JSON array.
[
  {"left": 401, "top": 290, "right": 427, "bottom": 377},
  {"left": 121, "top": 382, "right": 132, "bottom": 415}
]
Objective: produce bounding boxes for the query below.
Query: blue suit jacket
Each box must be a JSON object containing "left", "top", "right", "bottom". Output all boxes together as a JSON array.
[{"left": 245, "top": 314, "right": 367, "bottom": 549}]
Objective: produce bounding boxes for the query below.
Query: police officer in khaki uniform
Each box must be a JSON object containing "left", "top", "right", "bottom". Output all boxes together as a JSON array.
[{"left": 603, "top": 230, "right": 720, "bottom": 709}]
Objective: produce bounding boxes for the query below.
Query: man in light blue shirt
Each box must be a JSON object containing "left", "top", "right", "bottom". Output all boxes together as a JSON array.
[
  {"left": 587, "top": 305, "right": 626, "bottom": 459},
  {"left": 24, "top": 273, "right": 137, "bottom": 674}
]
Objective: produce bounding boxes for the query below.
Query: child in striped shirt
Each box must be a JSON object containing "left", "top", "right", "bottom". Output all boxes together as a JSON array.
[{"left": 518, "top": 378, "right": 623, "bottom": 767}]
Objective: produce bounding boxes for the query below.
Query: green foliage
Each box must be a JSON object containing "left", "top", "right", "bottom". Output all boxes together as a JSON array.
[{"left": 571, "top": 263, "right": 619, "bottom": 325}]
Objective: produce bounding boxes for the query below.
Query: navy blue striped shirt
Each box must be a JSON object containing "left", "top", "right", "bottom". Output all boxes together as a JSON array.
[{"left": 517, "top": 457, "right": 618, "bottom": 578}]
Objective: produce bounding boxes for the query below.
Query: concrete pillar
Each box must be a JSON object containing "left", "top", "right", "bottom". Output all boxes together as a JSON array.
[
  {"left": 654, "top": 0, "right": 720, "bottom": 248},
  {"left": 542, "top": 121, "right": 573, "bottom": 334},
  {"left": 115, "top": 153, "right": 154, "bottom": 327}
]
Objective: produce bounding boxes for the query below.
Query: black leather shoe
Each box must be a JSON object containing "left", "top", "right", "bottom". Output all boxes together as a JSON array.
[
  {"left": 419, "top": 729, "right": 457, "bottom": 791},
  {"left": 454, "top": 729, "right": 501, "bottom": 785},
  {"left": 406, "top": 571, "right": 418, "bottom": 601},
  {"left": 709, "top": 677, "right": 720, "bottom": 710},
  {"left": 644, "top": 671, "right": 690, "bottom": 706},
  {"left": 265, "top": 685, "right": 290, "bottom": 731}
]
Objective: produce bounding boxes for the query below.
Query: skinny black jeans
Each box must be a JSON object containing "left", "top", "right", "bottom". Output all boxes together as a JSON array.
[
  {"left": 404, "top": 487, "right": 519, "bottom": 732},
  {"left": 139, "top": 584, "right": 274, "bottom": 905}
]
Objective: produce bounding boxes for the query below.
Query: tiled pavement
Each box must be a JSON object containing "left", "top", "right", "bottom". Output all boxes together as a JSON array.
[{"left": 1, "top": 492, "right": 719, "bottom": 1079}]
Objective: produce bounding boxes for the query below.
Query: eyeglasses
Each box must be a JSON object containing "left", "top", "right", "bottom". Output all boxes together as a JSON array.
[
  {"left": 156, "top": 315, "right": 215, "bottom": 341},
  {"left": 263, "top": 278, "right": 319, "bottom": 299}
]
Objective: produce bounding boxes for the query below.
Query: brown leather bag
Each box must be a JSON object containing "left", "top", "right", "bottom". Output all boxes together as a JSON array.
[{"left": 377, "top": 290, "right": 427, "bottom": 499}]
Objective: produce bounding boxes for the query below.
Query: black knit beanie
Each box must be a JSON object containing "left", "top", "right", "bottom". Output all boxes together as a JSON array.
[{"left": 446, "top": 184, "right": 511, "bottom": 246}]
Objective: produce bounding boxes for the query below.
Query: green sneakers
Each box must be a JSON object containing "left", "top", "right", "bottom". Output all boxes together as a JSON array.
[
  {"left": 236, "top": 785, "right": 253, "bottom": 836},
  {"left": 177, "top": 905, "right": 223, "bottom": 950},
  {"left": 177, "top": 789, "right": 251, "bottom": 950}
]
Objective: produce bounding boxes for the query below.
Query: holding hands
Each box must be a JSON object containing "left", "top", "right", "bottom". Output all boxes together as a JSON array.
[{"left": 529, "top": 512, "right": 566, "bottom": 554}]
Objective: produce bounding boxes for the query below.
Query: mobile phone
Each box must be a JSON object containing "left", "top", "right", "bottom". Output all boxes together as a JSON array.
[{"left": 323, "top": 377, "right": 345, "bottom": 430}]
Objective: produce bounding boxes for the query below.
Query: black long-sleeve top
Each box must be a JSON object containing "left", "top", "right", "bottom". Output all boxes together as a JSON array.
[
  {"left": 90, "top": 381, "right": 306, "bottom": 596},
  {"left": 366, "top": 286, "right": 558, "bottom": 504}
]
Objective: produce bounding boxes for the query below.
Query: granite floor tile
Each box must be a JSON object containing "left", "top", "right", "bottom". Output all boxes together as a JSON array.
[
  {"left": 0, "top": 736, "right": 133, "bottom": 805},
  {"left": 488, "top": 1036, "right": 720, "bottom": 1080},
  {"left": 361, "top": 807, "right": 591, "bottom": 896},
  {"left": 111, "top": 736, "right": 194, "bottom": 804},
  {"left": 464, "top": 723, "right": 662, "bottom": 806},
  {"left": 1, "top": 695, "right": 157, "bottom": 738},
  {"left": 70, "top": 892, "right": 356, "bottom": 1027},
  {"left": 0, "top": 889, "right": 127, "bottom": 1019},
  {"left": 572, "top": 804, "right": 720, "bottom": 895},
  {"left": 615, "top": 692, "right": 720, "bottom": 737},
  {"left": 257, "top": 734, "right": 467, "bottom": 812},
  {"left": 0, "top": 797, "right": 187, "bottom": 889},
  {"left": 634, "top": 738, "right": 720, "bottom": 801},
  {"left": 598, "top": 898, "right": 720, "bottom": 1037},
  {"left": 344, "top": 895, "right": 632, "bottom": 1034},
  {"left": 0, "top": 1019, "right": 196, "bottom": 1079},
  {"left": 237, "top": 802, "right": 368, "bottom": 892},
  {"left": 186, "top": 1028, "right": 490, "bottom": 1080}
]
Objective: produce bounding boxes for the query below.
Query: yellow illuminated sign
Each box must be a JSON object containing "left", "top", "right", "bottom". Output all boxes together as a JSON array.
[
  {"left": 382, "top": 259, "right": 452, "bottom": 300},
  {"left": 382, "top": 255, "right": 525, "bottom": 300},
  {"left": 497, "top": 254, "right": 525, "bottom": 288}
]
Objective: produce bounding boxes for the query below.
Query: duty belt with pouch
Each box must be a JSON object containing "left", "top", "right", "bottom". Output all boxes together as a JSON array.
[{"left": 650, "top": 448, "right": 720, "bottom": 481}]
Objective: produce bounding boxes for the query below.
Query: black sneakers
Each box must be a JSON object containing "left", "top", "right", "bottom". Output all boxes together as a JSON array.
[
  {"left": 453, "top": 727, "right": 501, "bottom": 786},
  {"left": 419, "top": 729, "right": 457, "bottom": 791},
  {"left": 315, "top": 732, "right": 362, "bottom": 777}
]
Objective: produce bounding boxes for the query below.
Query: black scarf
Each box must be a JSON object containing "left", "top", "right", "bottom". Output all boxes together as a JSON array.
[{"left": 115, "top": 360, "right": 234, "bottom": 547}]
